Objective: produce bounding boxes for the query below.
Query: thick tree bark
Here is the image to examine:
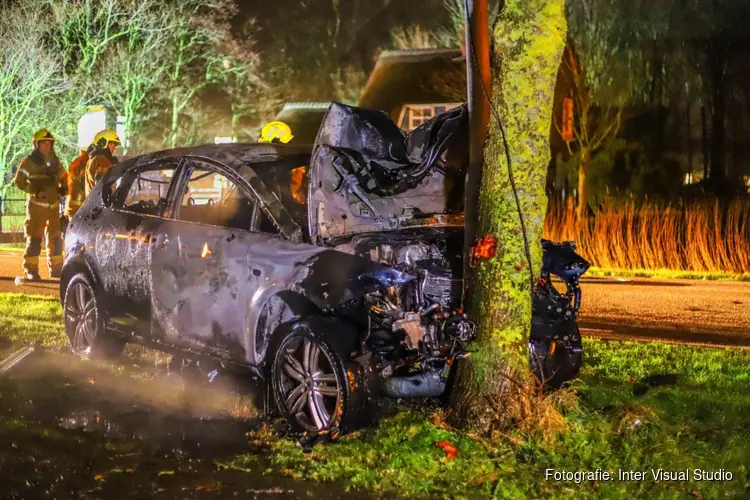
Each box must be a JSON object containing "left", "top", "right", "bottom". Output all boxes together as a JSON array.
[{"left": 449, "top": 0, "right": 566, "bottom": 431}]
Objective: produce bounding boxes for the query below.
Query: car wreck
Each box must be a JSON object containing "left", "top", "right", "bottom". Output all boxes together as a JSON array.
[{"left": 60, "top": 102, "right": 588, "bottom": 437}]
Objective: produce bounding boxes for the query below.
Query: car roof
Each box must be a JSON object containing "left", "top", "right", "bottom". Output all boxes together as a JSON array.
[
  {"left": 115, "top": 142, "right": 313, "bottom": 173},
  {"left": 103, "top": 143, "right": 313, "bottom": 242}
]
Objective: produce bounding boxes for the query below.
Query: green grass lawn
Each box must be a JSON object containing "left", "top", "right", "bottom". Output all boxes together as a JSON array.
[
  {"left": 1, "top": 294, "right": 747, "bottom": 499},
  {"left": 246, "top": 342, "right": 750, "bottom": 498},
  {"left": 0, "top": 243, "right": 25, "bottom": 253},
  {"left": 0, "top": 293, "right": 65, "bottom": 349}
]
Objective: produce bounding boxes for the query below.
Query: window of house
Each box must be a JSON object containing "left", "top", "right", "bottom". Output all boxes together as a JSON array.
[
  {"left": 176, "top": 167, "right": 257, "bottom": 231},
  {"left": 398, "top": 103, "right": 463, "bottom": 132}
]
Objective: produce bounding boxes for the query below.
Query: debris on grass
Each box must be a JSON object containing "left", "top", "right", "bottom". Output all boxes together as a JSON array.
[{"left": 434, "top": 440, "right": 458, "bottom": 459}]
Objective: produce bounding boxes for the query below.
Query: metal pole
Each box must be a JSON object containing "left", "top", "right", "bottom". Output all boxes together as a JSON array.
[{"left": 463, "top": 0, "right": 491, "bottom": 291}]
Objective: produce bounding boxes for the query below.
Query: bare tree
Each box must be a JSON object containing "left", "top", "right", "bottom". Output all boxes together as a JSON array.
[
  {"left": 0, "top": 2, "right": 77, "bottom": 193},
  {"left": 562, "top": 0, "right": 674, "bottom": 216},
  {"left": 161, "top": 0, "right": 261, "bottom": 148},
  {"left": 46, "top": 0, "right": 175, "bottom": 154},
  {"left": 557, "top": 44, "right": 622, "bottom": 219}
]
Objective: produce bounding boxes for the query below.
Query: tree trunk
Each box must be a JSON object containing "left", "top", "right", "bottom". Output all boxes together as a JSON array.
[
  {"left": 576, "top": 148, "right": 590, "bottom": 220},
  {"left": 710, "top": 102, "right": 726, "bottom": 189},
  {"left": 449, "top": 0, "right": 566, "bottom": 431},
  {"left": 701, "top": 104, "right": 709, "bottom": 182},
  {"left": 708, "top": 41, "right": 726, "bottom": 191},
  {"left": 170, "top": 95, "right": 179, "bottom": 149},
  {"left": 686, "top": 103, "right": 692, "bottom": 176}
]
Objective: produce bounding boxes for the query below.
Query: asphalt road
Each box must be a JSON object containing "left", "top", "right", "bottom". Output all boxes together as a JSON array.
[
  {"left": 578, "top": 276, "right": 750, "bottom": 347},
  {"left": 0, "top": 251, "right": 59, "bottom": 296},
  {"left": 1, "top": 251, "right": 747, "bottom": 347}
]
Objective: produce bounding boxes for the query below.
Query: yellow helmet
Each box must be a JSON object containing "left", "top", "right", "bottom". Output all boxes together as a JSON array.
[
  {"left": 93, "top": 129, "right": 121, "bottom": 148},
  {"left": 259, "top": 121, "right": 293, "bottom": 144},
  {"left": 32, "top": 128, "right": 55, "bottom": 147}
]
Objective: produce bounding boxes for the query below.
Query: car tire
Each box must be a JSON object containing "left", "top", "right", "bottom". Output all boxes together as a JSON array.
[
  {"left": 63, "top": 273, "right": 125, "bottom": 360},
  {"left": 270, "top": 316, "right": 370, "bottom": 436}
]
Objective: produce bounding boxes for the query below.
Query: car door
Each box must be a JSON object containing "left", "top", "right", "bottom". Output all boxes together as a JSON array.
[
  {"left": 93, "top": 158, "right": 182, "bottom": 336},
  {"left": 149, "top": 158, "right": 268, "bottom": 362}
]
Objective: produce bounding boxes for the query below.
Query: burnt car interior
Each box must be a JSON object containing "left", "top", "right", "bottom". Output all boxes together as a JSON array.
[
  {"left": 104, "top": 162, "right": 178, "bottom": 217},
  {"left": 176, "top": 167, "right": 257, "bottom": 231},
  {"left": 100, "top": 156, "right": 308, "bottom": 236}
]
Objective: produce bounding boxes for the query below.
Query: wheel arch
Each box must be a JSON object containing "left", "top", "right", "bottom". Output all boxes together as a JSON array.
[
  {"left": 60, "top": 253, "right": 102, "bottom": 306},
  {"left": 251, "top": 290, "right": 322, "bottom": 367}
]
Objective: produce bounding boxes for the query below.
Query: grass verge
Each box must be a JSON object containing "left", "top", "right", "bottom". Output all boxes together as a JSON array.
[
  {"left": 239, "top": 340, "right": 750, "bottom": 499},
  {"left": 0, "top": 293, "right": 65, "bottom": 349},
  {"left": 587, "top": 266, "right": 750, "bottom": 282},
  {"left": 1, "top": 294, "right": 747, "bottom": 498},
  {"left": 0, "top": 242, "right": 25, "bottom": 253}
]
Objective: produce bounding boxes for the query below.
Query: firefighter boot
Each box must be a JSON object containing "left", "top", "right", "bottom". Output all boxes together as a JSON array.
[
  {"left": 46, "top": 213, "right": 63, "bottom": 278},
  {"left": 17, "top": 232, "right": 42, "bottom": 285},
  {"left": 20, "top": 203, "right": 54, "bottom": 282}
]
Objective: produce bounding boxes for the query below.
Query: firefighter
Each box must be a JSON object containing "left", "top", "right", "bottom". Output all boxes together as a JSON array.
[
  {"left": 13, "top": 129, "right": 68, "bottom": 282},
  {"left": 65, "top": 144, "right": 93, "bottom": 219},
  {"left": 85, "top": 129, "right": 121, "bottom": 196}
]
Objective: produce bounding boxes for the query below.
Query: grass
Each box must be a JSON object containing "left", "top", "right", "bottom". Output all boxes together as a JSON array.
[
  {"left": 0, "top": 293, "right": 65, "bottom": 348},
  {"left": 544, "top": 198, "right": 750, "bottom": 274},
  {"left": 0, "top": 243, "right": 26, "bottom": 253},
  {"left": 239, "top": 340, "right": 750, "bottom": 499},
  {"left": 586, "top": 266, "right": 750, "bottom": 282},
  {"left": 2, "top": 294, "right": 748, "bottom": 498},
  {"left": 0, "top": 292, "right": 169, "bottom": 368}
]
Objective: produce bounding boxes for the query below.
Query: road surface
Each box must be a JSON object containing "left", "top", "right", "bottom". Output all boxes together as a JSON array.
[
  {"left": 578, "top": 276, "right": 750, "bottom": 347},
  {"left": 0, "top": 251, "right": 747, "bottom": 347},
  {"left": 0, "top": 250, "right": 58, "bottom": 296}
]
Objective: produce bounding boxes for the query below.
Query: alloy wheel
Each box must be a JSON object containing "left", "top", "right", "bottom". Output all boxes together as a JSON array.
[
  {"left": 277, "top": 335, "right": 342, "bottom": 432},
  {"left": 65, "top": 282, "right": 98, "bottom": 356}
]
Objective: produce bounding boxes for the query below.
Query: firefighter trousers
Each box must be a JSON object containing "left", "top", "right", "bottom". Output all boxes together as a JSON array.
[{"left": 23, "top": 201, "right": 63, "bottom": 277}]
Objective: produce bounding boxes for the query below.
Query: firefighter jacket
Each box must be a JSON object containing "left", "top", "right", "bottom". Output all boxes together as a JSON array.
[
  {"left": 14, "top": 150, "right": 67, "bottom": 209},
  {"left": 67, "top": 148, "right": 90, "bottom": 208},
  {"left": 85, "top": 147, "right": 118, "bottom": 196}
]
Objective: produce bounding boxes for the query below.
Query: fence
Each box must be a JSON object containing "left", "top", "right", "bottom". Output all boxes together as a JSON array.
[{"left": 0, "top": 197, "right": 28, "bottom": 234}]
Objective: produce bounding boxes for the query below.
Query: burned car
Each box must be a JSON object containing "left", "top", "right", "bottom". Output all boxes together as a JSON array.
[{"left": 60, "top": 103, "right": 587, "bottom": 435}]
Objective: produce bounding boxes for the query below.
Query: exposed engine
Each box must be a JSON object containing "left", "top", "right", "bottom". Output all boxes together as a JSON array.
[
  {"left": 333, "top": 229, "right": 473, "bottom": 398},
  {"left": 332, "top": 232, "right": 591, "bottom": 396}
]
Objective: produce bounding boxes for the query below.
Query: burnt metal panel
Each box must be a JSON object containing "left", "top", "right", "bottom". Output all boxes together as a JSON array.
[{"left": 308, "top": 102, "right": 468, "bottom": 241}]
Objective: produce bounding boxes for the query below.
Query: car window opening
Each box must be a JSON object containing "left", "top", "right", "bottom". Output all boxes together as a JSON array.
[
  {"left": 175, "top": 168, "right": 255, "bottom": 232},
  {"left": 122, "top": 168, "right": 175, "bottom": 216}
]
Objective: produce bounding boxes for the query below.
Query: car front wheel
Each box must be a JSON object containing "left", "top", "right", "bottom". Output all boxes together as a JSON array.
[
  {"left": 270, "top": 317, "right": 370, "bottom": 435},
  {"left": 63, "top": 274, "right": 125, "bottom": 360}
]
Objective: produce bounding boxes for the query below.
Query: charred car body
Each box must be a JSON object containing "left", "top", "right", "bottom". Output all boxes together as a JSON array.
[{"left": 60, "top": 103, "right": 588, "bottom": 435}]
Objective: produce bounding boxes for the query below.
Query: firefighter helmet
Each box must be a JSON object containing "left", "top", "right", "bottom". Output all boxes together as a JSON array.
[
  {"left": 94, "top": 129, "right": 121, "bottom": 148},
  {"left": 259, "top": 121, "right": 293, "bottom": 144},
  {"left": 32, "top": 129, "right": 55, "bottom": 147}
]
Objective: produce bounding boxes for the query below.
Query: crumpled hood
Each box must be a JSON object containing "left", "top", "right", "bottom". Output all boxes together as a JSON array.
[{"left": 308, "top": 102, "right": 468, "bottom": 242}]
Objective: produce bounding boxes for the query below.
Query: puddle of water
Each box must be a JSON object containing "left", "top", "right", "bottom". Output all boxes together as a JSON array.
[{"left": 0, "top": 349, "right": 375, "bottom": 499}]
